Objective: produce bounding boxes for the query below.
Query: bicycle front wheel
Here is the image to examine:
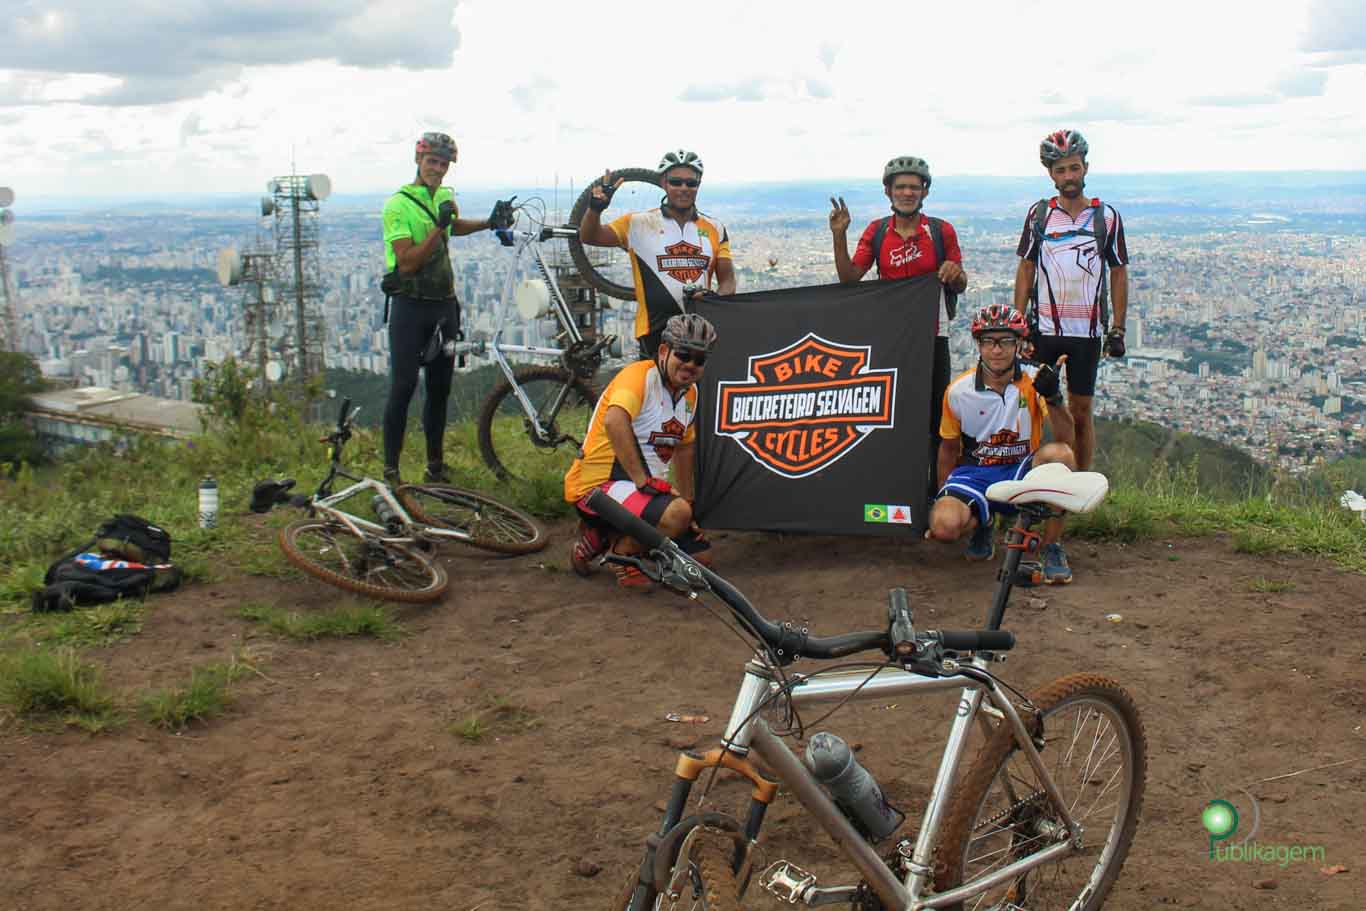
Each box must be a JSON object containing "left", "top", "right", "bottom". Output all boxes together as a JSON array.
[
  {"left": 934, "top": 673, "right": 1147, "bottom": 911},
  {"left": 477, "top": 366, "right": 598, "bottom": 483},
  {"left": 397, "top": 484, "right": 547, "bottom": 555},
  {"left": 278, "top": 518, "right": 448, "bottom": 604},
  {"left": 611, "top": 826, "right": 744, "bottom": 911},
  {"left": 567, "top": 167, "right": 661, "bottom": 301}
]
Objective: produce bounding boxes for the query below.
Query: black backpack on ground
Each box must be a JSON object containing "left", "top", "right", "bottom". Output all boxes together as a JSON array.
[{"left": 30, "top": 515, "right": 181, "bottom": 613}]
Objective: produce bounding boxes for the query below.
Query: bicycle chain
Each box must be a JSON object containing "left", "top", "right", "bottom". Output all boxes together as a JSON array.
[{"left": 974, "top": 789, "right": 1048, "bottom": 834}]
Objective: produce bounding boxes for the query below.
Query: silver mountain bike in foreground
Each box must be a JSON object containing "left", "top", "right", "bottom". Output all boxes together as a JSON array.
[{"left": 589, "top": 464, "right": 1146, "bottom": 911}]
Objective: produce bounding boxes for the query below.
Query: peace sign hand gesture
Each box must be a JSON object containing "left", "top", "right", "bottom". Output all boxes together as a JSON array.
[
  {"left": 828, "top": 196, "right": 851, "bottom": 235},
  {"left": 589, "top": 169, "right": 624, "bottom": 213}
]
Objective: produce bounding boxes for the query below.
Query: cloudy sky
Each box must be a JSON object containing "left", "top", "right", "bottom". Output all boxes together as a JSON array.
[{"left": 2, "top": 0, "right": 1364, "bottom": 198}]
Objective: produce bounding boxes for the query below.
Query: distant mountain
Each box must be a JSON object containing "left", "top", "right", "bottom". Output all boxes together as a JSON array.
[{"left": 1092, "top": 417, "right": 1272, "bottom": 497}]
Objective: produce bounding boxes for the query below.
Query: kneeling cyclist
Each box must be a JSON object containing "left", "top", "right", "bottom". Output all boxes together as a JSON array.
[
  {"left": 928, "top": 303, "right": 1079, "bottom": 583},
  {"left": 564, "top": 314, "right": 716, "bottom": 591}
]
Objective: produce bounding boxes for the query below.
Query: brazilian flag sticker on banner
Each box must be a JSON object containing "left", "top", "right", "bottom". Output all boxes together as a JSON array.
[{"left": 865, "top": 504, "right": 913, "bottom": 525}]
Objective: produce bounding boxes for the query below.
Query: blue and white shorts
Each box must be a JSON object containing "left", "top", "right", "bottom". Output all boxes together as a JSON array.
[{"left": 938, "top": 456, "right": 1036, "bottom": 525}]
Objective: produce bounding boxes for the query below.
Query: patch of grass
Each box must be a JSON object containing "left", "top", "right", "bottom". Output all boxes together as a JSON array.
[
  {"left": 237, "top": 600, "right": 401, "bottom": 640},
  {"left": 140, "top": 659, "right": 251, "bottom": 730},
  {"left": 0, "top": 647, "right": 119, "bottom": 729},
  {"left": 1249, "top": 577, "right": 1296, "bottom": 593},
  {"left": 43, "top": 600, "right": 145, "bottom": 647},
  {"left": 450, "top": 716, "right": 488, "bottom": 742},
  {"left": 1232, "top": 525, "right": 1280, "bottom": 555},
  {"left": 448, "top": 694, "right": 540, "bottom": 743}
]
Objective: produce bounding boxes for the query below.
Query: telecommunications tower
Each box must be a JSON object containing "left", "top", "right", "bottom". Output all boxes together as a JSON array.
[
  {"left": 0, "top": 186, "right": 19, "bottom": 352},
  {"left": 216, "top": 237, "right": 279, "bottom": 387},
  {"left": 266, "top": 173, "right": 331, "bottom": 387}
]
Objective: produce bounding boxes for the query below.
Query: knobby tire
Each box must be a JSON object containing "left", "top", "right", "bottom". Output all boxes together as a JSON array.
[
  {"left": 476, "top": 366, "right": 598, "bottom": 483},
  {"left": 568, "top": 167, "right": 661, "bottom": 301},
  {"left": 278, "top": 518, "right": 448, "bottom": 604},
  {"left": 611, "top": 826, "right": 744, "bottom": 911},
  {"left": 933, "top": 673, "right": 1147, "bottom": 911},
  {"left": 397, "top": 484, "right": 547, "bottom": 555}
]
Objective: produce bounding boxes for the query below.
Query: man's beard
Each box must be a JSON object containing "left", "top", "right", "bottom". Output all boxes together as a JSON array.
[{"left": 1058, "top": 179, "right": 1085, "bottom": 198}]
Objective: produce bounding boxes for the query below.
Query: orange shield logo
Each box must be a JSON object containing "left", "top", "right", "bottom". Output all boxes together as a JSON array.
[
  {"left": 657, "top": 240, "right": 708, "bottom": 284},
  {"left": 715, "top": 334, "right": 897, "bottom": 478}
]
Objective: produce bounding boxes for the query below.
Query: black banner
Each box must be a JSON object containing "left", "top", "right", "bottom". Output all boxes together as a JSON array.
[{"left": 693, "top": 276, "right": 938, "bottom": 535}]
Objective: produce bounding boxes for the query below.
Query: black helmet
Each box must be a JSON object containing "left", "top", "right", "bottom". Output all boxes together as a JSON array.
[
  {"left": 1039, "top": 129, "right": 1088, "bottom": 166},
  {"left": 661, "top": 313, "right": 718, "bottom": 353}
]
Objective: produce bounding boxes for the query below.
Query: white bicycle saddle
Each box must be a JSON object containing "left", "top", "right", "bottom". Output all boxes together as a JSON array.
[{"left": 985, "top": 462, "right": 1109, "bottom": 514}]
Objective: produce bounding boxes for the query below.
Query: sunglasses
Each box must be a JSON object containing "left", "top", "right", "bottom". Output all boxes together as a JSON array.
[
  {"left": 666, "top": 178, "right": 701, "bottom": 188},
  {"left": 671, "top": 348, "right": 708, "bottom": 366},
  {"left": 978, "top": 336, "right": 1019, "bottom": 350}
]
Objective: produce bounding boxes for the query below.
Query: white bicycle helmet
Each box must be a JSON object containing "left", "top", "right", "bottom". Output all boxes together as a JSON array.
[{"left": 659, "top": 149, "right": 704, "bottom": 176}]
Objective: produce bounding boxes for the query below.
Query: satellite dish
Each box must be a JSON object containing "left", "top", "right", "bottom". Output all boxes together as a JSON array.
[
  {"left": 0, "top": 187, "right": 13, "bottom": 208},
  {"left": 514, "top": 279, "right": 551, "bottom": 320},
  {"left": 260, "top": 196, "right": 276, "bottom": 216},
  {"left": 767, "top": 254, "right": 779, "bottom": 269},
  {"left": 306, "top": 174, "right": 332, "bottom": 201},
  {"left": 216, "top": 248, "right": 243, "bottom": 286},
  {"left": 265, "top": 361, "right": 285, "bottom": 382}
]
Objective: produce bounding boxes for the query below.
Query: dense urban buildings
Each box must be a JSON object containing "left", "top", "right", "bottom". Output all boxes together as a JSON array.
[{"left": 5, "top": 185, "right": 1363, "bottom": 472}]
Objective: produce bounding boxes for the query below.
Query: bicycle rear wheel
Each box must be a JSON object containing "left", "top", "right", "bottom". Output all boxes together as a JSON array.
[
  {"left": 278, "top": 518, "right": 448, "bottom": 603},
  {"left": 933, "top": 673, "right": 1146, "bottom": 911},
  {"left": 476, "top": 366, "right": 598, "bottom": 483},
  {"left": 397, "top": 484, "right": 547, "bottom": 555},
  {"left": 567, "top": 167, "right": 661, "bottom": 301}
]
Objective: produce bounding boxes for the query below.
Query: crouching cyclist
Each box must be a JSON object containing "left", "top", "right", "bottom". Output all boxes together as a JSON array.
[
  {"left": 928, "top": 303, "right": 1079, "bottom": 584},
  {"left": 564, "top": 313, "right": 716, "bottom": 591}
]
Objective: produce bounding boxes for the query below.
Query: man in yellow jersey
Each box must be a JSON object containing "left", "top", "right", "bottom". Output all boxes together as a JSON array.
[
  {"left": 577, "top": 150, "right": 737, "bottom": 359},
  {"left": 380, "top": 131, "right": 514, "bottom": 485},
  {"left": 564, "top": 314, "right": 717, "bottom": 591}
]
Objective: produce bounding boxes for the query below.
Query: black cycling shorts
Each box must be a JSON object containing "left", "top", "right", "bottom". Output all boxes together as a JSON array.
[{"left": 1031, "top": 335, "right": 1102, "bottom": 397}]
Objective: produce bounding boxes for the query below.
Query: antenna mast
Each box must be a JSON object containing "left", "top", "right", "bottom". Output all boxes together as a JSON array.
[{"left": 0, "top": 187, "right": 18, "bottom": 352}]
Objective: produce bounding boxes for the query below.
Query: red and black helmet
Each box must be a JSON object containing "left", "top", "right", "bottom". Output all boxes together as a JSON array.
[
  {"left": 971, "top": 303, "right": 1028, "bottom": 338},
  {"left": 415, "top": 132, "right": 457, "bottom": 163},
  {"left": 1039, "top": 129, "right": 1088, "bottom": 166}
]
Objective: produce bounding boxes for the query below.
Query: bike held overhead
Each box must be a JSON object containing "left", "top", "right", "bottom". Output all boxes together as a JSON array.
[
  {"left": 575, "top": 149, "right": 737, "bottom": 360},
  {"left": 380, "top": 131, "right": 515, "bottom": 487},
  {"left": 1014, "top": 128, "right": 1130, "bottom": 472},
  {"left": 564, "top": 313, "right": 718, "bottom": 592},
  {"left": 928, "top": 303, "right": 1081, "bottom": 584},
  {"left": 830, "top": 154, "right": 969, "bottom": 497}
]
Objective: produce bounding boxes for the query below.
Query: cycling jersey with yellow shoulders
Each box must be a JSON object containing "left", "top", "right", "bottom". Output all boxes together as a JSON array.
[
  {"left": 608, "top": 206, "right": 731, "bottom": 341},
  {"left": 564, "top": 359, "right": 698, "bottom": 501},
  {"left": 940, "top": 364, "right": 1050, "bottom": 467}
]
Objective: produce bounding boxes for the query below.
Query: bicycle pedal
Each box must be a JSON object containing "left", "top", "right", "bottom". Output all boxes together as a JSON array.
[{"left": 761, "top": 861, "right": 817, "bottom": 904}]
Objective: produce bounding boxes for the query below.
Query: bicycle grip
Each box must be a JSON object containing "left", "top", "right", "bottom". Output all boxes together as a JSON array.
[
  {"left": 938, "top": 630, "right": 1016, "bottom": 652},
  {"left": 337, "top": 397, "right": 351, "bottom": 429},
  {"left": 584, "top": 489, "right": 668, "bottom": 551},
  {"left": 887, "top": 588, "right": 915, "bottom": 656}
]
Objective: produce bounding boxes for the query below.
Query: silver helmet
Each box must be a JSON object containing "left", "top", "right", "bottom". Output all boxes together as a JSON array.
[{"left": 659, "top": 149, "right": 704, "bottom": 176}]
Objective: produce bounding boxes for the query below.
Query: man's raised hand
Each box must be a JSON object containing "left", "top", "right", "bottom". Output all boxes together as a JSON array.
[
  {"left": 589, "top": 169, "right": 624, "bottom": 212},
  {"left": 828, "top": 196, "right": 851, "bottom": 235}
]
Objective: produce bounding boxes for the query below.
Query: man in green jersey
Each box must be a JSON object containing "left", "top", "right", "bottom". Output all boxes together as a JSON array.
[{"left": 381, "top": 131, "right": 512, "bottom": 484}]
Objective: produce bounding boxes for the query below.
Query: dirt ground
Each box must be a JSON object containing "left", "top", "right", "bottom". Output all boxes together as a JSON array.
[{"left": 2, "top": 520, "right": 1363, "bottom": 911}]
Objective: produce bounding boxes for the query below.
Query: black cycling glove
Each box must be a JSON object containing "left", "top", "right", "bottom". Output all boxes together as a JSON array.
[
  {"left": 1033, "top": 362, "right": 1063, "bottom": 404},
  {"left": 587, "top": 175, "right": 616, "bottom": 212},
  {"left": 1105, "top": 330, "right": 1126, "bottom": 358},
  {"left": 436, "top": 200, "right": 455, "bottom": 230},
  {"left": 488, "top": 196, "right": 517, "bottom": 230}
]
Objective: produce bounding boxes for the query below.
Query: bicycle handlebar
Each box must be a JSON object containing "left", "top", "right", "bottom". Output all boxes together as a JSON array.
[{"left": 583, "top": 490, "right": 1013, "bottom": 665}]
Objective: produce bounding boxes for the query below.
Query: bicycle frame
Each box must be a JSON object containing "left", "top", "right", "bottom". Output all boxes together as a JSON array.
[
  {"left": 309, "top": 447, "right": 474, "bottom": 547},
  {"left": 648, "top": 510, "right": 1085, "bottom": 910}
]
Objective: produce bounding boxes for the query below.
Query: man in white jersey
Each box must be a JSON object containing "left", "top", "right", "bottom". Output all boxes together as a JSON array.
[
  {"left": 1013, "top": 129, "right": 1129, "bottom": 471},
  {"left": 929, "top": 304, "right": 1079, "bottom": 583},
  {"left": 577, "top": 150, "right": 737, "bottom": 359},
  {"left": 564, "top": 313, "right": 717, "bottom": 592}
]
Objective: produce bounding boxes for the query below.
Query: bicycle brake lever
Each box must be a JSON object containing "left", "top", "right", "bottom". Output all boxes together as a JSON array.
[{"left": 602, "top": 553, "right": 665, "bottom": 583}]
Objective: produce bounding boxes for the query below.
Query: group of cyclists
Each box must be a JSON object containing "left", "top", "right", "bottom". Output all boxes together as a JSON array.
[{"left": 380, "top": 128, "right": 1129, "bottom": 591}]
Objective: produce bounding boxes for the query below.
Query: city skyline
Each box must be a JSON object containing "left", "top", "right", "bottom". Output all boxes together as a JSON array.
[{"left": 3, "top": 0, "right": 1366, "bottom": 195}]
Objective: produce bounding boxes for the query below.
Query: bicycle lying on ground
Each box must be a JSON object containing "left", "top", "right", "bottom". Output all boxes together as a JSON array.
[
  {"left": 251, "top": 398, "right": 547, "bottom": 603},
  {"left": 590, "top": 462, "right": 1146, "bottom": 910}
]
